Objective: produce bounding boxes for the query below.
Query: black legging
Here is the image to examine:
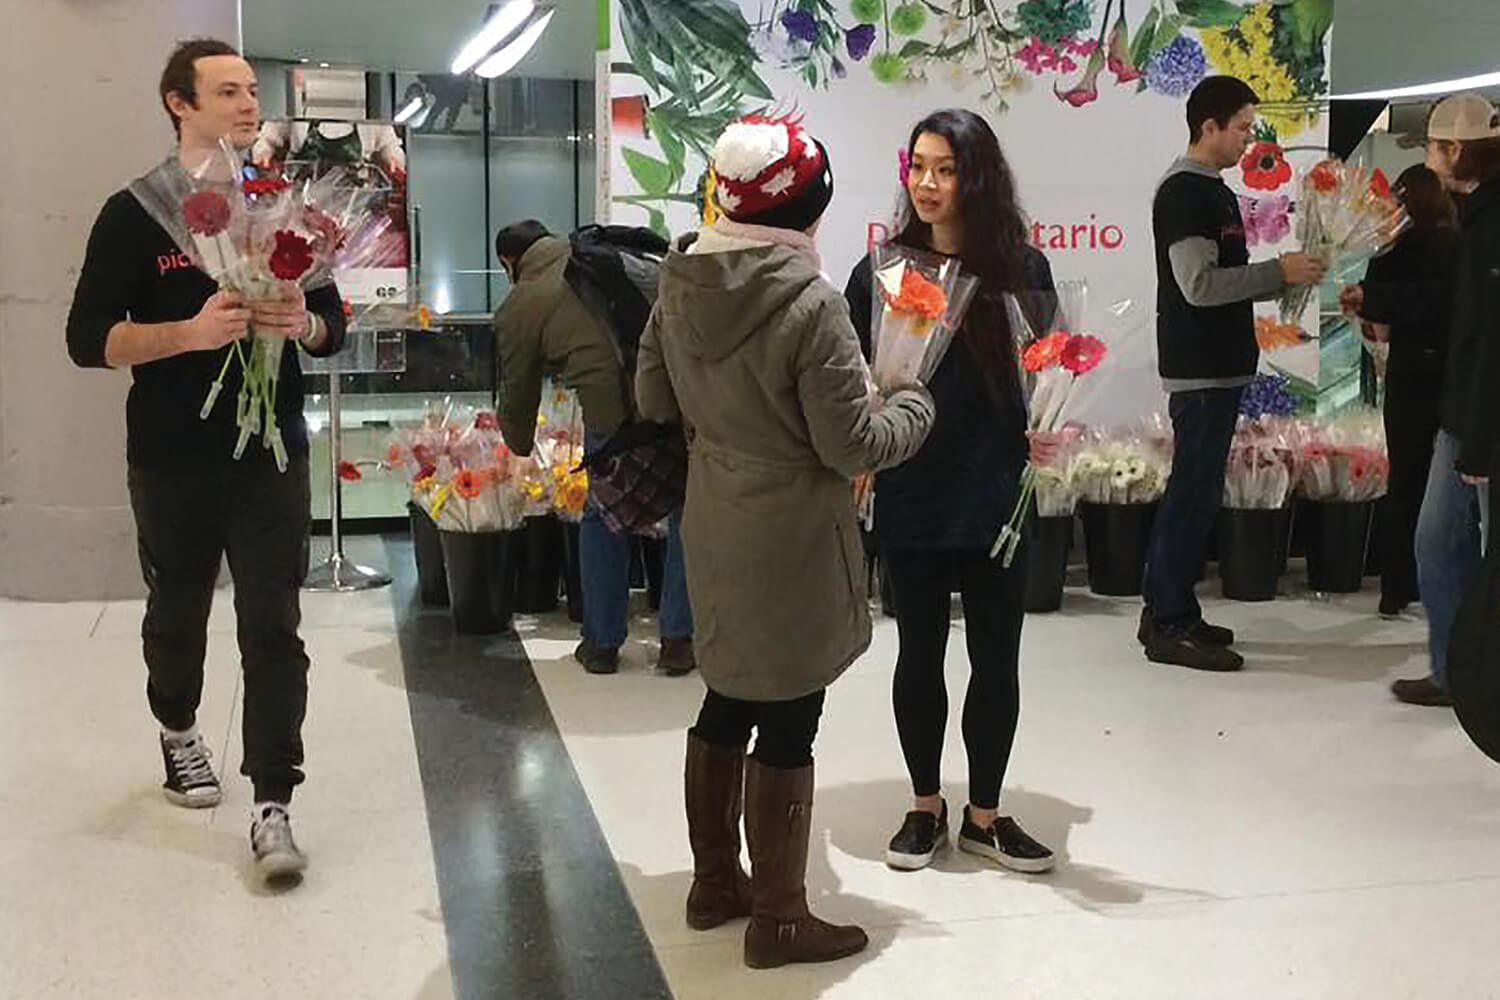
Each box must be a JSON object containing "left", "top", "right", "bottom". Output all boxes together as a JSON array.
[
  {"left": 1381, "top": 371, "right": 1442, "bottom": 607},
  {"left": 885, "top": 548, "right": 1025, "bottom": 810},
  {"left": 691, "top": 688, "right": 826, "bottom": 769}
]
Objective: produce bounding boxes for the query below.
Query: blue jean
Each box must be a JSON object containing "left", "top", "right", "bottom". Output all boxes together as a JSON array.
[
  {"left": 1416, "top": 429, "right": 1491, "bottom": 686},
  {"left": 1143, "top": 387, "right": 1245, "bottom": 627},
  {"left": 580, "top": 432, "right": 692, "bottom": 648}
]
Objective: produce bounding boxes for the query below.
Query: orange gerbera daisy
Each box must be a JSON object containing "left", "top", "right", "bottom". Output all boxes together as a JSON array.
[
  {"left": 1022, "top": 332, "right": 1071, "bottom": 373},
  {"left": 453, "top": 468, "right": 483, "bottom": 499},
  {"left": 884, "top": 269, "right": 947, "bottom": 320}
]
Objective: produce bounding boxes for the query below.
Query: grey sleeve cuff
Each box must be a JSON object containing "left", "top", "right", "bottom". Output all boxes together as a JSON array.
[{"left": 1169, "top": 238, "right": 1285, "bottom": 308}]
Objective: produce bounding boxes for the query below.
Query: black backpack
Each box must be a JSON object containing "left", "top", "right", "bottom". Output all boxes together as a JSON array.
[{"left": 563, "top": 224, "right": 670, "bottom": 379}]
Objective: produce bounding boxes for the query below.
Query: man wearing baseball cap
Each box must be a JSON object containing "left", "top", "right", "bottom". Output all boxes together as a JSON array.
[{"left": 1391, "top": 93, "right": 1499, "bottom": 707}]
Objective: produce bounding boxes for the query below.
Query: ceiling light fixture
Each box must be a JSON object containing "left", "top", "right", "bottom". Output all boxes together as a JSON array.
[
  {"left": 475, "top": 7, "right": 555, "bottom": 79},
  {"left": 394, "top": 96, "right": 426, "bottom": 125},
  {"left": 451, "top": 0, "right": 536, "bottom": 75},
  {"left": 1331, "top": 68, "right": 1500, "bottom": 102}
]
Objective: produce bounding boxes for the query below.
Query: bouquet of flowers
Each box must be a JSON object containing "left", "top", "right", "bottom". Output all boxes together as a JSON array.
[
  {"left": 868, "top": 244, "right": 979, "bottom": 391},
  {"left": 395, "top": 405, "right": 527, "bottom": 533},
  {"left": 990, "top": 284, "right": 1109, "bottom": 565},
  {"left": 1295, "top": 409, "right": 1390, "bottom": 503},
  {"left": 1224, "top": 419, "right": 1301, "bottom": 509},
  {"left": 129, "top": 139, "right": 386, "bottom": 470},
  {"left": 1071, "top": 430, "right": 1171, "bottom": 507},
  {"left": 535, "top": 381, "right": 588, "bottom": 522},
  {"left": 1279, "top": 159, "right": 1409, "bottom": 324},
  {"left": 1032, "top": 427, "right": 1083, "bottom": 518}
]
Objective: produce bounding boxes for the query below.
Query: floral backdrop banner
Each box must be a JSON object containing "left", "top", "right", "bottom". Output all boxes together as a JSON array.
[{"left": 605, "top": 0, "right": 1333, "bottom": 423}]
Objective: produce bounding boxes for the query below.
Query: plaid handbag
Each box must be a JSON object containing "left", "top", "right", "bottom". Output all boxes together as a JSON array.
[{"left": 579, "top": 421, "right": 688, "bottom": 535}]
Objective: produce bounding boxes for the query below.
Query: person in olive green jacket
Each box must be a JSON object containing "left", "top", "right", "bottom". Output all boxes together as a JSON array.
[
  {"left": 636, "top": 118, "right": 935, "bottom": 970},
  {"left": 494, "top": 221, "right": 694, "bottom": 676}
]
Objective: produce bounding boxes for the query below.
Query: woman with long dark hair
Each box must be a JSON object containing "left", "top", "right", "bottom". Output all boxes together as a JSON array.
[
  {"left": 844, "top": 109, "right": 1058, "bottom": 874},
  {"left": 1341, "top": 164, "right": 1459, "bottom": 619}
]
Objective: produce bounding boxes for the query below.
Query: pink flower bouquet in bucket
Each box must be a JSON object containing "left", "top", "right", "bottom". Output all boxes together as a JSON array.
[{"left": 867, "top": 244, "right": 979, "bottom": 392}]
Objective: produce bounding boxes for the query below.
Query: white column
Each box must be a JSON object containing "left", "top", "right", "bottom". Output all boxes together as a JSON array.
[{"left": 0, "top": 0, "right": 240, "bottom": 599}]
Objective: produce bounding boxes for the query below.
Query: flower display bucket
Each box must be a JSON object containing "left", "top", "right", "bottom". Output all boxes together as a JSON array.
[
  {"left": 512, "top": 516, "right": 564, "bottom": 614},
  {"left": 1274, "top": 505, "right": 1294, "bottom": 577},
  {"left": 1025, "top": 515, "right": 1074, "bottom": 613},
  {"left": 1303, "top": 500, "right": 1374, "bottom": 594},
  {"left": 1217, "top": 508, "right": 1285, "bottom": 602},
  {"left": 1080, "top": 502, "right": 1159, "bottom": 597},
  {"left": 439, "top": 530, "right": 516, "bottom": 635},
  {"left": 408, "top": 503, "right": 448, "bottom": 608},
  {"left": 562, "top": 522, "right": 584, "bottom": 624}
]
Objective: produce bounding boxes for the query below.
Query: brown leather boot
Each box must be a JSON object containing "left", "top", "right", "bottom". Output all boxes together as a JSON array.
[
  {"left": 684, "top": 734, "right": 752, "bottom": 930},
  {"left": 742, "top": 759, "right": 868, "bottom": 969}
]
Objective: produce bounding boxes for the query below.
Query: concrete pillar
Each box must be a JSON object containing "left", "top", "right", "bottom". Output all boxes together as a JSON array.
[{"left": 0, "top": 0, "right": 239, "bottom": 599}]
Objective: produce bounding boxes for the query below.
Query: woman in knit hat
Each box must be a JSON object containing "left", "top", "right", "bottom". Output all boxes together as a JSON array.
[{"left": 636, "top": 116, "right": 935, "bottom": 969}]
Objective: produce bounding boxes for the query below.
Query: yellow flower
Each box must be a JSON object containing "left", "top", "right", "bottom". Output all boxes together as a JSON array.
[{"left": 1199, "top": 3, "right": 1313, "bottom": 137}]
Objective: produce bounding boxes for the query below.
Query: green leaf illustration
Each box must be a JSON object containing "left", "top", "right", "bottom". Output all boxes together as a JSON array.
[
  {"left": 1289, "top": 0, "right": 1334, "bottom": 54},
  {"left": 899, "top": 39, "right": 933, "bottom": 58},
  {"left": 1130, "top": 6, "right": 1160, "bottom": 70},
  {"left": 891, "top": 2, "right": 927, "bottom": 35},
  {"left": 622, "top": 147, "right": 675, "bottom": 195},
  {"left": 851, "top": 0, "right": 884, "bottom": 22},
  {"left": 1175, "top": 0, "right": 1247, "bottom": 29}
]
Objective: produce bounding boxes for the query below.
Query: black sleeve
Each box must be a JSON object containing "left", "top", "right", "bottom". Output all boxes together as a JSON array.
[
  {"left": 843, "top": 254, "right": 874, "bottom": 360},
  {"left": 302, "top": 282, "right": 348, "bottom": 358},
  {"left": 67, "top": 192, "right": 140, "bottom": 369},
  {"left": 1022, "top": 247, "right": 1058, "bottom": 335}
]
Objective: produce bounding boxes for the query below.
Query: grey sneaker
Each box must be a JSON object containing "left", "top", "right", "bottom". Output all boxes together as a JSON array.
[
  {"left": 251, "top": 804, "right": 308, "bottom": 881},
  {"left": 160, "top": 731, "right": 222, "bottom": 809}
]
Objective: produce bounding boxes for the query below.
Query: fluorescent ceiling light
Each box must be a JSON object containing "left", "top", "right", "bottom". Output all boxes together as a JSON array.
[
  {"left": 475, "top": 8, "right": 555, "bottom": 79},
  {"left": 393, "top": 96, "right": 425, "bottom": 125},
  {"left": 451, "top": 0, "right": 535, "bottom": 75},
  {"left": 1332, "top": 69, "right": 1500, "bottom": 102}
]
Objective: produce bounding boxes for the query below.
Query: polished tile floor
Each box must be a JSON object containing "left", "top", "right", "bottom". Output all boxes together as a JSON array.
[{"left": 4, "top": 539, "right": 1499, "bottom": 999}]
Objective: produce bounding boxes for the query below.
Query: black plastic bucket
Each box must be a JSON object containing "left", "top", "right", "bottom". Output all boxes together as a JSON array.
[{"left": 1080, "top": 502, "right": 1159, "bottom": 597}]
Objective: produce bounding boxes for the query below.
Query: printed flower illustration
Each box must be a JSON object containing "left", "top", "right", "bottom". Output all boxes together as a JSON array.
[
  {"left": 268, "top": 230, "right": 314, "bottom": 280},
  {"left": 183, "top": 190, "right": 232, "bottom": 236},
  {"left": 1241, "top": 141, "right": 1292, "bottom": 190},
  {"left": 1239, "top": 194, "right": 1291, "bottom": 247},
  {"left": 1146, "top": 36, "right": 1207, "bottom": 98},
  {"left": 871, "top": 52, "right": 907, "bottom": 84},
  {"left": 1105, "top": 19, "right": 1141, "bottom": 85},
  {"left": 780, "top": 9, "right": 818, "bottom": 44},
  {"left": 846, "top": 23, "right": 876, "bottom": 62},
  {"left": 1055, "top": 48, "right": 1105, "bottom": 107},
  {"left": 1060, "top": 334, "right": 1107, "bottom": 375}
]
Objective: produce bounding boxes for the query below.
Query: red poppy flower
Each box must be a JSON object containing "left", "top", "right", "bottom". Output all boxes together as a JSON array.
[
  {"left": 474, "top": 411, "right": 499, "bottom": 431},
  {"left": 268, "top": 229, "right": 314, "bottom": 281},
  {"left": 183, "top": 190, "right": 232, "bottom": 236},
  {"left": 243, "top": 176, "right": 290, "bottom": 197},
  {"left": 1023, "top": 332, "right": 1071, "bottom": 373},
  {"left": 453, "top": 468, "right": 483, "bottom": 499},
  {"left": 1369, "top": 167, "right": 1392, "bottom": 199},
  {"left": 337, "top": 460, "right": 363, "bottom": 482},
  {"left": 1241, "top": 142, "right": 1292, "bottom": 191},
  {"left": 1060, "top": 334, "right": 1107, "bottom": 375},
  {"left": 1308, "top": 161, "right": 1341, "bottom": 194}
]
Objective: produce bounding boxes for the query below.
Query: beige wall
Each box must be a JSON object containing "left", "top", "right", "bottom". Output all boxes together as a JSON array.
[{"left": 0, "top": 0, "right": 239, "bottom": 599}]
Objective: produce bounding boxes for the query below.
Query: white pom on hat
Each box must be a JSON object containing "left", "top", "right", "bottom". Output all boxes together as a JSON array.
[{"left": 714, "top": 121, "right": 791, "bottom": 182}]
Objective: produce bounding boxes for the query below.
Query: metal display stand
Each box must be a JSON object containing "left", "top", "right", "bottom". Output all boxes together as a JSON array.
[{"left": 302, "top": 328, "right": 407, "bottom": 592}]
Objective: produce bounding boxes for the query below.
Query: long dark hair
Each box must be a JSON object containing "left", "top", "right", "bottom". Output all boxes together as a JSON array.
[
  {"left": 894, "top": 109, "right": 1031, "bottom": 402},
  {"left": 1395, "top": 164, "right": 1457, "bottom": 230}
]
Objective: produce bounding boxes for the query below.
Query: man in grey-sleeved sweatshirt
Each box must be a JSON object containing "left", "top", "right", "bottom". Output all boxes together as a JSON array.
[{"left": 1139, "top": 76, "right": 1326, "bottom": 672}]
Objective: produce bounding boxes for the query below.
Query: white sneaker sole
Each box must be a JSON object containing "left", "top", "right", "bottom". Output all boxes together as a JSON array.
[
  {"left": 256, "top": 849, "right": 308, "bottom": 880},
  {"left": 958, "top": 835, "right": 1055, "bottom": 874},
  {"left": 885, "top": 834, "right": 948, "bottom": 871},
  {"left": 164, "top": 786, "right": 222, "bottom": 809}
]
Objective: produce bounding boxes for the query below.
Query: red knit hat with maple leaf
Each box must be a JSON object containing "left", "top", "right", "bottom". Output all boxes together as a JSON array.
[{"left": 712, "top": 115, "right": 834, "bottom": 232}]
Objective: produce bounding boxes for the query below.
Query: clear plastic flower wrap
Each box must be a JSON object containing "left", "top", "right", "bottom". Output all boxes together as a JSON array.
[
  {"left": 1071, "top": 429, "right": 1170, "bottom": 507},
  {"left": 868, "top": 243, "right": 979, "bottom": 391},
  {"left": 129, "top": 139, "right": 389, "bottom": 470},
  {"left": 385, "top": 402, "right": 527, "bottom": 533},
  {"left": 535, "top": 380, "right": 588, "bottom": 522},
  {"left": 1279, "top": 159, "right": 1410, "bottom": 324},
  {"left": 1032, "top": 426, "right": 1083, "bottom": 518},
  {"left": 1295, "top": 409, "right": 1390, "bottom": 503},
  {"left": 1223, "top": 417, "right": 1300, "bottom": 509}
]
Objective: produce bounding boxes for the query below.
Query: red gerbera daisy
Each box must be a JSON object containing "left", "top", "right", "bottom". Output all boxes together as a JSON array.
[
  {"left": 183, "top": 189, "right": 232, "bottom": 236},
  {"left": 1369, "top": 167, "right": 1392, "bottom": 199},
  {"left": 268, "top": 229, "right": 314, "bottom": 281},
  {"left": 243, "top": 176, "right": 290, "bottom": 198},
  {"left": 337, "top": 460, "right": 363, "bottom": 482},
  {"left": 1060, "top": 334, "right": 1107, "bottom": 375},
  {"left": 1308, "top": 160, "right": 1341, "bottom": 194}
]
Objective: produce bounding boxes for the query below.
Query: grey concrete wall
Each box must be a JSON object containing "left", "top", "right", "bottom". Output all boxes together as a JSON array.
[{"left": 0, "top": 0, "right": 239, "bottom": 599}]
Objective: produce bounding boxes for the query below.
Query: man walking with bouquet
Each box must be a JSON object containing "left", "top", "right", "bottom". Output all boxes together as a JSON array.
[
  {"left": 66, "top": 39, "right": 346, "bottom": 880},
  {"left": 1140, "top": 76, "right": 1325, "bottom": 672}
]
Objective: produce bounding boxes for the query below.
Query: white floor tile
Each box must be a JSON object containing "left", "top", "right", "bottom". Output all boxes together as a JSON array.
[{"left": 0, "top": 598, "right": 106, "bottom": 642}]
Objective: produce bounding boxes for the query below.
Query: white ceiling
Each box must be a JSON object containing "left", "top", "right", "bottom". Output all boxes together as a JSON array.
[
  {"left": 1332, "top": 0, "right": 1500, "bottom": 94},
  {"left": 241, "top": 0, "right": 596, "bottom": 79}
]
